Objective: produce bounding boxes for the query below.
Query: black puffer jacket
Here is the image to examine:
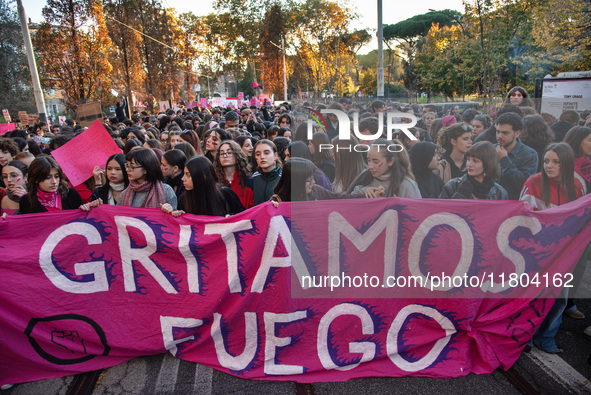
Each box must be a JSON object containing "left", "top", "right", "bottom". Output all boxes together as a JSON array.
[{"left": 439, "top": 174, "right": 508, "bottom": 200}]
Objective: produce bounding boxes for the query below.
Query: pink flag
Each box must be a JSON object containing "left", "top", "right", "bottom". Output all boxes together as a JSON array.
[{"left": 51, "top": 120, "right": 121, "bottom": 186}]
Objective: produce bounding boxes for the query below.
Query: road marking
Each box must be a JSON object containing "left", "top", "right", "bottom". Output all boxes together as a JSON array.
[
  {"left": 193, "top": 363, "right": 213, "bottom": 393},
  {"left": 527, "top": 348, "right": 591, "bottom": 393},
  {"left": 154, "top": 353, "right": 181, "bottom": 393}
]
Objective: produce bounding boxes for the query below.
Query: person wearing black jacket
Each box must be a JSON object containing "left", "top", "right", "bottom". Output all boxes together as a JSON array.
[
  {"left": 252, "top": 139, "right": 282, "bottom": 205},
  {"left": 161, "top": 156, "right": 244, "bottom": 217},
  {"left": 408, "top": 142, "right": 444, "bottom": 198},
  {"left": 439, "top": 142, "right": 507, "bottom": 200},
  {"left": 19, "top": 155, "right": 84, "bottom": 214},
  {"left": 91, "top": 154, "right": 129, "bottom": 205}
]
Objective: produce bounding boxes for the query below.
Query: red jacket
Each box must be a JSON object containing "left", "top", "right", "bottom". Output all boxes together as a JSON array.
[{"left": 520, "top": 173, "right": 584, "bottom": 210}]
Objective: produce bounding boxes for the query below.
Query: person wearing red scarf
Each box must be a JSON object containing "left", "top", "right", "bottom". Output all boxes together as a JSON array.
[{"left": 19, "top": 155, "right": 83, "bottom": 214}]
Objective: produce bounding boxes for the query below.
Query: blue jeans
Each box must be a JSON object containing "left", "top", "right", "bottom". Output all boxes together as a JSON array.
[{"left": 533, "top": 288, "right": 568, "bottom": 352}]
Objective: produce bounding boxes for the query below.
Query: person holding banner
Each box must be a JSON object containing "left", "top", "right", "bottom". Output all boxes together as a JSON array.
[
  {"left": 520, "top": 142, "right": 584, "bottom": 354},
  {"left": 18, "top": 155, "right": 84, "bottom": 214},
  {"left": 271, "top": 158, "right": 345, "bottom": 203},
  {"left": 161, "top": 156, "right": 244, "bottom": 217},
  {"left": 346, "top": 139, "right": 421, "bottom": 199},
  {"left": 213, "top": 140, "right": 254, "bottom": 209},
  {"left": 90, "top": 154, "right": 129, "bottom": 205},
  {"left": 118, "top": 148, "right": 177, "bottom": 209},
  {"left": 1, "top": 160, "right": 27, "bottom": 215}
]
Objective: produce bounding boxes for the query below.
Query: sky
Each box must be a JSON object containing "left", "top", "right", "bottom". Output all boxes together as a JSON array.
[{"left": 21, "top": 0, "right": 466, "bottom": 54}]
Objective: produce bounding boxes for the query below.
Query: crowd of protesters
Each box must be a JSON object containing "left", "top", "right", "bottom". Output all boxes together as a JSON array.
[{"left": 2, "top": 87, "right": 591, "bottom": 360}]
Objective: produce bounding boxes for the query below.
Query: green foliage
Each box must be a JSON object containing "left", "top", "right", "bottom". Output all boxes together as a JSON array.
[
  {"left": 383, "top": 10, "right": 458, "bottom": 43},
  {"left": 0, "top": 0, "right": 36, "bottom": 115}
]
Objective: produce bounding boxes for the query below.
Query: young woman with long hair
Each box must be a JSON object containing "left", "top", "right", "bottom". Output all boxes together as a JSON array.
[
  {"left": 520, "top": 143, "right": 583, "bottom": 209},
  {"left": 521, "top": 115, "right": 555, "bottom": 171},
  {"left": 161, "top": 156, "right": 244, "bottom": 217},
  {"left": 161, "top": 149, "right": 187, "bottom": 199},
  {"left": 347, "top": 138, "right": 421, "bottom": 198},
  {"left": 331, "top": 135, "right": 366, "bottom": 193},
  {"left": 252, "top": 139, "right": 282, "bottom": 205},
  {"left": 91, "top": 153, "right": 129, "bottom": 205},
  {"left": 213, "top": 140, "right": 254, "bottom": 209},
  {"left": 308, "top": 132, "right": 335, "bottom": 182},
  {"left": 203, "top": 128, "right": 232, "bottom": 162},
  {"left": 179, "top": 130, "right": 203, "bottom": 156},
  {"left": 504, "top": 86, "right": 535, "bottom": 108},
  {"left": 1, "top": 160, "right": 27, "bottom": 215},
  {"left": 439, "top": 142, "right": 507, "bottom": 200},
  {"left": 437, "top": 123, "right": 473, "bottom": 184},
  {"left": 234, "top": 135, "right": 255, "bottom": 164},
  {"left": 19, "top": 155, "right": 84, "bottom": 214},
  {"left": 519, "top": 142, "right": 584, "bottom": 354},
  {"left": 118, "top": 148, "right": 177, "bottom": 209},
  {"left": 285, "top": 141, "right": 332, "bottom": 191},
  {"left": 271, "top": 158, "right": 345, "bottom": 203},
  {"left": 409, "top": 142, "right": 443, "bottom": 198}
]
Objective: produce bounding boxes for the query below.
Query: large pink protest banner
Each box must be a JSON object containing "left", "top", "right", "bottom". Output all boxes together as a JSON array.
[
  {"left": 51, "top": 120, "right": 121, "bottom": 186},
  {"left": 1, "top": 197, "right": 590, "bottom": 386}
]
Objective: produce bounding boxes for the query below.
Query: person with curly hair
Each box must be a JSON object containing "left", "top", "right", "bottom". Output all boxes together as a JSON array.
[
  {"left": 436, "top": 123, "right": 473, "bottom": 184},
  {"left": 521, "top": 115, "right": 555, "bottom": 171},
  {"left": 213, "top": 140, "right": 254, "bottom": 209}
]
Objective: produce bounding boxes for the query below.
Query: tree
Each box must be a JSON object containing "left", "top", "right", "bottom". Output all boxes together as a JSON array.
[
  {"left": 0, "top": 0, "right": 35, "bottom": 115},
  {"left": 528, "top": 0, "right": 591, "bottom": 72},
  {"left": 291, "top": 0, "right": 357, "bottom": 95},
  {"left": 414, "top": 24, "right": 465, "bottom": 100},
  {"left": 103, "top": 0, "right": 146, "bottom": 98},
  {"left": 259, "top": 4, "right": 285, "bottom": 98},
  {"left": 383, "top": 10, "right": 457, "bottom": 95},
  {"left": 33, "top": 0, "right": 112, "bottom": 112}
]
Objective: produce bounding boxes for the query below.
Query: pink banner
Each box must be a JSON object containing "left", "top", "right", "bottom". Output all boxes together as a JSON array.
[
  {"left": 200, "top": 98, "right": 207, "bottom": 108},
  {"left": 1, "top": 197, "right": 590, "bottom": 386},
  {"left": 51, "top": 120, "right": 122, "bottom": 186},
  {"left": 0, "top": 123, "right": 15, "bottom": 135}
]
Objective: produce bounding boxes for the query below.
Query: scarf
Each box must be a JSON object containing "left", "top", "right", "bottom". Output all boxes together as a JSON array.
[
  {"left": 468, "top": 175, "right": 495, "bottom": 199},
  {"left": 37, "top": 189, "right": 62, "bottom": 211},
  {"left": 119, "top": 180, "right": 166, "bottom": 208},
  {"left": 110, "top": 182, "right": 125, "bottom": 192},
  {"left": 575, "top": 157, "right": 591, "bottom": 182}
]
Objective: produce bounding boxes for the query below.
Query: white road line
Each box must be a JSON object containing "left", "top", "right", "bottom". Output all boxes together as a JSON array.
[
  {"left": 193, "top": 363, "right": 214, "bottom": 393},
  {"left": 154, "top": 353, "right": 181, "bottom": 393},
  {"left": 527, "top": 347, "right": 591, "bottom": 393}
]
